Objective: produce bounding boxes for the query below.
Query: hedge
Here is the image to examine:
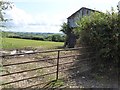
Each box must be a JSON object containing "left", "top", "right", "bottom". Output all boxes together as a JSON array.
[{"left": 75, "top": 11, "right": 119, "bottom": 72}]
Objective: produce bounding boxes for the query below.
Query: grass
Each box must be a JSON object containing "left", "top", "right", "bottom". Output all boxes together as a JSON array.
[
  {"left": 1, "top": 38, "right": 64, "bottom": 50},
  {"left": 43, "top": 80, "right": 64, "bottom": 88}
]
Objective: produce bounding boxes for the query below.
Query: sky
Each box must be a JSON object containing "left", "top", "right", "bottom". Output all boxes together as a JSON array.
[{"left": 1, "top": 0, "right": 120, "bottom": 33}]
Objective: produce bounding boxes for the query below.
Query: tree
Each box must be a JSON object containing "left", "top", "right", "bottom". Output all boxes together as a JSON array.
[
  {"left": 0, "top": 0, "right": 13, "bottom": 22},
  {"left": 60, "top": 22, "right": 76, "bottom": 48},
  {"left": 60, "top": 22, "right": 71, "bottom": 34}
]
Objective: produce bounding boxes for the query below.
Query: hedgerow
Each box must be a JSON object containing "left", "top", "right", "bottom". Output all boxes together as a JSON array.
[{"left": 76, "top": 11, "right": 119, "bottom": 72}]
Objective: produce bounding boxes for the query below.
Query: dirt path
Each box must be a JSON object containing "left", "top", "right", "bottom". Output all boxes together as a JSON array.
[{"left": 64, "top": 69, "right": 119, "bottom": 88}]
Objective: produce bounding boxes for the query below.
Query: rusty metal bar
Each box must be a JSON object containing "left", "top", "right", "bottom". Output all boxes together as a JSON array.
[
  {"left": 3, "top": 57, "right": 57, "bottom": 67},
  {"left": 0, "top": 49, "right": 59, "bottom": 57},
  {"left": 3, "top": 52, "right": 94, "bottom": 67},
  {"left": 59, "top": 65, "right": 82, "bottom": 72},
  {"left": 59, "top": 61, "right": 74, "bottom": 66},
  {"left": 2, "top": 57, "right": 95, "bottom": 76},
  {"left": 21, "top": 62, "right": 97, "bottom": 89},
  {"left": 0, "top": 47, "right": 89, "bottom": 57},
  {"left": 59, "top": 60, "right": 97, "bottom": 72},
  {"left": 1, "top": 47, "right": 96, "bottom": 88},
  {"left": 56, "top": 50, "right": 60, "bottom": 80},
  {"left": 2, "top": 71, "right": 57, "bottom": 85},
  {"left": 60, "top": 52, "right": 95, "bottom": 59},
  {"left": 2, "top": 54, "right": 79, "bottom": 67},
  {"left": 1, "top": 64, "right": 57, "bottom": 76},
  {"left": 59, "top": 57, "right": 95, "bottom": 66}
]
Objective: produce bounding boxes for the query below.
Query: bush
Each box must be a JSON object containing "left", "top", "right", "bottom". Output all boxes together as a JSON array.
[
  {"left": 45, "top": 34, "right": 65, "bottom": 42},
  {"left": 76, "top": 11, "right": 119, "bottom": 71}
]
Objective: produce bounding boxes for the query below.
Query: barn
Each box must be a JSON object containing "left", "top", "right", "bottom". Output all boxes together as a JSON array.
[
  {"left": 65, "top": 7, "right": 100, "bottom": 48},
  {"left": 67, "top": 7, "right": 100, "bottom": 28},
  {"left": 118, "top": 1, "right": 120, "bottom": 13}
]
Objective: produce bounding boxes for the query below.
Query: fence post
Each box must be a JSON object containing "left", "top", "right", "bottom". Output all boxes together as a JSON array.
[{"left": 56, "top": 50, "right": 60, "bottom": 80}]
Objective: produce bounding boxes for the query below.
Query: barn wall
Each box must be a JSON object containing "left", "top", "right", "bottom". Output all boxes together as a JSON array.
[{"left": 67, "top": 8, "right": 95, "bottom": 28}]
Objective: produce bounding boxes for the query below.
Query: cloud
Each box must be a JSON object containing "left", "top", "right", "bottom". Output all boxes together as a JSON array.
[
  {"left": 1, "top": 4, "right": 63, "bottom": 33},
  {"left": 3, "top": 0, "right": 119, "bottom": 33},
  {"left": 2, "top": 4, "right": 33, "bottom": 27},
  {"left": 1, "top": 1, "right": 64, "bottom": 33},
  {"left": 9, "top": 0, "right": 64, "bottom": 3}
]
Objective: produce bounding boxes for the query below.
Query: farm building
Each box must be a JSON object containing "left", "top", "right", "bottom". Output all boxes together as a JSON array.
[
  {"left": 67, "top": 7, "right": 100, "bottom": 28},
  {"left": 118, "top": 1, "right": 120, "bottom": 13},
  {"left": 65, "top": 7, "right": 100, "bottom": 48}
]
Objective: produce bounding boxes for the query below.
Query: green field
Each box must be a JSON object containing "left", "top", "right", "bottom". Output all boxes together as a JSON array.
[{"left": 1, "top": 38, "right": 64, "bottom": 50}]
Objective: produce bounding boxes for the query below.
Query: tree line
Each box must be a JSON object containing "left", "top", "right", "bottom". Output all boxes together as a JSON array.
[{"left": 1, "top": 31, "right": 65, "bottom": 42}]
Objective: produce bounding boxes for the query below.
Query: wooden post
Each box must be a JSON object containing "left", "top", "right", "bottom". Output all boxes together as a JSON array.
[{"left": 56, "top": 50, "right": 60, "bottom": 80}]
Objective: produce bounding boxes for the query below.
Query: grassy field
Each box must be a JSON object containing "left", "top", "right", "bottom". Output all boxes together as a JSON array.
[{"left": 1, "top": 38, "right": 64, "bottom": 50}]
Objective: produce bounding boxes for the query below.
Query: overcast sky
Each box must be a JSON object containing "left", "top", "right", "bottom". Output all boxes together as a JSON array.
[{"left": 2, "top": 0, "right": 120, "bottom": 33}]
